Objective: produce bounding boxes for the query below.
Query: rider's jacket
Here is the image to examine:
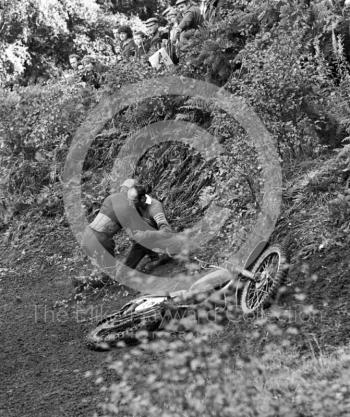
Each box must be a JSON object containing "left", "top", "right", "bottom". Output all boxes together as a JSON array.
[{"left": 89, "top": 192, "right": 171, "bottom": 236}]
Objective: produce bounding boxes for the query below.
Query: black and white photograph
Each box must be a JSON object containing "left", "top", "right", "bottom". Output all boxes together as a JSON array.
[{"left": 1, "top": 0, "right": 350, "bottom": 416}]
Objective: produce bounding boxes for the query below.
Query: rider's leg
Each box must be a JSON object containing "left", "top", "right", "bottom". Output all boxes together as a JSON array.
[
  {"left": 82, "top": 226, "right": 115, "bottom": 257},
  {"left": 142, "top": 253, "right": 172, "bottom": 273},
  {"left": 124, "top": 242, "right": 155, "bottom": 269},
  {"left": 81, "top": 226, "right": 116, "bottom": 277}
]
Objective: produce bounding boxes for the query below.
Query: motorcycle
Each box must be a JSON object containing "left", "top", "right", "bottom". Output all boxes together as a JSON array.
[{"left": 86, "top": 240, "right": 288, "bottom": 350}]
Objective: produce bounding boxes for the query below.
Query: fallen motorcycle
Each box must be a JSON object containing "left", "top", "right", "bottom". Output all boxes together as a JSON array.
[{"left": 86, "top": 241, "right": 288, "bottom": 350}]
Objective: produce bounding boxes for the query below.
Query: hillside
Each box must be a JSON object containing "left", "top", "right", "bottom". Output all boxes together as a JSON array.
[
  {"left": 1, "top": 152, "right": 350, "bottom": 415},
  {"left": 1, "top": 1, "right": 350, "bottom": 416}
]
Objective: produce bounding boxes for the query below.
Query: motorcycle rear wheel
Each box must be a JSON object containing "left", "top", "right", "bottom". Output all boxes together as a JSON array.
[{"left": 86, "top": 304, "right": 165, "bottom": 349}]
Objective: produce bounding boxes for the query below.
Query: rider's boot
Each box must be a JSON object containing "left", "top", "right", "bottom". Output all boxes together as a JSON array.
[{"left": 142, "top": 254, "right": 172, "bottom": 273}]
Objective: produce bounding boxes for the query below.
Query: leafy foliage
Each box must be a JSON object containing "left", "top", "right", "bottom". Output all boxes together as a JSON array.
[
  {"left": 2, "top": 0, "right": 350, "bottom": 257},
  {"left": 94, "top": 307, "right": 350, "bottom": 417},
  {"left": 100, "top": 0, "right": 165, "bottom": 18},
  {"left": 0, "top": 0, "right": 147, "bottom": 86},
  {"left": 0, "top": 79, "right": 99, "bottom": 227}
]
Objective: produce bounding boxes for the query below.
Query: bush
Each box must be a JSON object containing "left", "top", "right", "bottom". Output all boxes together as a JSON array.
[
  {"left": 0, "top": 0, "right": 145, "bottom": 86},
  {"left": 0, "top": 79, "right": 99, "bottom": 225}
]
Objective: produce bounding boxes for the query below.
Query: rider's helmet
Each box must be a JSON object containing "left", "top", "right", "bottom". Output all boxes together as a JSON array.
[
  {"left": 120, "top": 178, "right": 138, "bottom": 193},
  {"left": 127, "top": 185, "right": 152, "bottom": 207}
]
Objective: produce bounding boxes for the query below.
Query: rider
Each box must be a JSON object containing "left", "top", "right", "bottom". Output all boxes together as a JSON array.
[
  {"left": 126, "top": 185, "right": 174, "bottom": 269},
  {"left": 82, "top": 181, "right": 172, "bottom": 271}
]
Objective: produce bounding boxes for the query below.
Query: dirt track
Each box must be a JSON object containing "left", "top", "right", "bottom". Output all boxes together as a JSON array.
[{"left": 0, "top": 247, "right": 123, "bottom": 417}]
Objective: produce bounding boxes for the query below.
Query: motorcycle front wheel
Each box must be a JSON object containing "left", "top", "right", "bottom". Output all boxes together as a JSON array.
[{"left": 240, "top": 244, "right": 288, "bottom": 314}]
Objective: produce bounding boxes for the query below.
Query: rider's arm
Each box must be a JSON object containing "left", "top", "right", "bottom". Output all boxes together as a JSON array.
[
  {"left": 89, "top": 195, "right": 122, "bottom": 234},
  {"left": 150, "top": 199, "right": 172, "bottom": 233}
]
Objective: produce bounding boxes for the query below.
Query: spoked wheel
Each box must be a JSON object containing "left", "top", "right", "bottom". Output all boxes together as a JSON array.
[
  {"left": 86, "top": 296, "right": 191, "bottom": 350},
  {"left": 240, "top": 244, "right": 288, "bottom": 314},
  {"left": 86, "top": 297, "right": 168, "bottom": 350}
]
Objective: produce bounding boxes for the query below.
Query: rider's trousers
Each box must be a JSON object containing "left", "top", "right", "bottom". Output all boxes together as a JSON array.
[{"left": 81, "top": 226, "right": 156, "bottom": 270}]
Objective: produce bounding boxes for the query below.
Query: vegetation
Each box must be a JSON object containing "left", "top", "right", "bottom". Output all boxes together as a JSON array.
[
  {"left": 96, "top": 330, "right": 350, "bottom": 416},
  {"left": 1, "top": 0, "right": 350, "bottom": 416}
]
